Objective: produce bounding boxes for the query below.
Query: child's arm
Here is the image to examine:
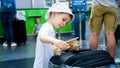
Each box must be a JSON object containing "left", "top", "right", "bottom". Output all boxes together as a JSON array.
[
  {"left": 39, "top": 35, "right": 69, "bottom": 50},
  {"left": 32, "top": 27, "right": 35, "bottom": 35}
]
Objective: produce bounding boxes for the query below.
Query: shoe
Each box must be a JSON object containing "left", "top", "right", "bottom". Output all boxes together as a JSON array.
[
  {"left": 11, "top": 42, "right": 17, "bottom": 46},
  {"left": 3, "top": 42, "right": 8, "bottom": 47}
]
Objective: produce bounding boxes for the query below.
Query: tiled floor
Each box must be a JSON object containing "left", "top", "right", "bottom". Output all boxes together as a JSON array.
[{"left": 0, "top": 36, "right": 36, "bottom": 68}]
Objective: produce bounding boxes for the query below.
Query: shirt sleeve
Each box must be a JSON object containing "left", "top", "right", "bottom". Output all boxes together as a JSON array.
[{"left": 38, "top": 23, "right": 55, "bottom": 38}]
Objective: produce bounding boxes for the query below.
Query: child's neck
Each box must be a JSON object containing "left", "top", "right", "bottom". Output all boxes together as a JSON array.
[{"left": 47, "top": 19, "right": 54, "bottom": 25}]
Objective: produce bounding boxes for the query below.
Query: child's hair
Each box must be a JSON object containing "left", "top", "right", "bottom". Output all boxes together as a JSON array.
[{"left": 45, "top": 3, "right": 74, "bottom": 21}]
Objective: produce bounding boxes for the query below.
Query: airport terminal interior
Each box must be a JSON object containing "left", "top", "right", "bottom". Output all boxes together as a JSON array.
[{"left": 0, "top": 0, "right": 120, "bottom": 68}]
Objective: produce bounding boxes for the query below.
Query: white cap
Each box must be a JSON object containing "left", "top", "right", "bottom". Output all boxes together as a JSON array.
[{"left": 45, "top": 2, "right": 74, "bottom": 21}]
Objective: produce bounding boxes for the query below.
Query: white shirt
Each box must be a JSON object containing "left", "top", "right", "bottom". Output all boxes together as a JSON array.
[
  {"left": 33, "top": 23, "right": 55, "bottom": 68},
  {"left": 92, "top": 0, "right": 118, "bottom": 8}
]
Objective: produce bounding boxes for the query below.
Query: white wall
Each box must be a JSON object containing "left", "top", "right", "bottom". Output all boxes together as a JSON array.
[
  {"left": 16, "top": 0, "right": 53, "bottom": 9},
  {"left": 16, "top": 0, "right": 32, "bottom": 8}
]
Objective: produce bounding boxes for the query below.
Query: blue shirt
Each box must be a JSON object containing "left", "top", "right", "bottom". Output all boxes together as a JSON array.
[
  {"left": 34, "top": 23, "right": 42, "bottom": 34},
  {"left": 0, "top": 0, "right": 16, "bottom": 14}
]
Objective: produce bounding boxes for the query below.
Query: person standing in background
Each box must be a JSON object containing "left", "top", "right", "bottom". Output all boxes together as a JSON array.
[
  {"left": 0, "top": 0, "right": 17, "bottom": 46},
  {"left": 89, "top": 0, "right": 119, "bottom": 58},
  {"left": 32, "top": 17, "right": 42, "bottom": 36}
]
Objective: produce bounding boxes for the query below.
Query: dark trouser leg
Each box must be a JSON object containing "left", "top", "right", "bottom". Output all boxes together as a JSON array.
[
  {"left": 8, "top": 15, "right": 14, "bottom": 42},
  {"left": 1, "top": 16, "right": 9, "bottom": 42}
]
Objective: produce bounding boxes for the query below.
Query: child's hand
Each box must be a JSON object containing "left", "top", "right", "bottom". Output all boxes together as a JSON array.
[{"left": 53, "top": 40, "right": 69, "bottom": 50}]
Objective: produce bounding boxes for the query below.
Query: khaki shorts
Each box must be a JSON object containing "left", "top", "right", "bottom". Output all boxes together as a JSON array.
[{"left": 89, "top": 4, "right": 118, "bottom": 32}]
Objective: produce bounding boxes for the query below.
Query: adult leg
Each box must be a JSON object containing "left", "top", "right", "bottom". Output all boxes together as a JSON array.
[
  {"left": 89, "top": 4, "right": 104, "bottom": 50},
  {"left": 8, "top": 14, "right": 17, "bottom": 46},
  {"left": 104, "top": 7, "right": 118, "bottom": 58},
  {"left": 8, "top": 14, "right": 14, "bottom": 42},
  {"left": 105, "top": 32, "right": 116, "bottom": 58},
  {"left": 89, "top": 32, "right": 100, "bottom": 49}
]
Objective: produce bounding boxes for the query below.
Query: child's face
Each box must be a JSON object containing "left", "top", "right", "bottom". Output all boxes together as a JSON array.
[
  {"left": 53, "top": 13, "right": 71, "bottom": 29},
  {"left": 36, "top": 18, "right": 40, "bottom": 24}
]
